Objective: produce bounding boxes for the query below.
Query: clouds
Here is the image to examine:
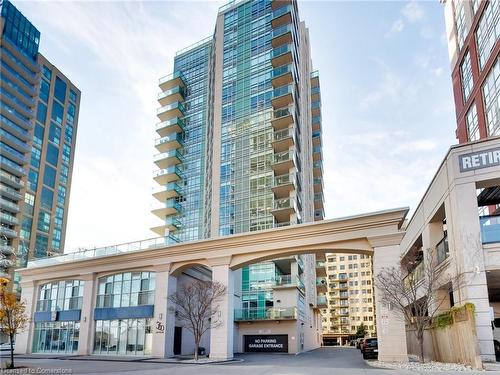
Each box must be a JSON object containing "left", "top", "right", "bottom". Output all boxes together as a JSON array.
[
  {"left": 401, "top": 1, "right": 425, "bottom": 23},
  {"left": 15, "top": 1, "right": 222, "bottom": 251},
  {"left": 385, "top": 0, "right": 428, "bottom": 38}
]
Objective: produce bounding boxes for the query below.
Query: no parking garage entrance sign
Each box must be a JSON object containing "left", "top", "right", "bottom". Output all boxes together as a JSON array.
[{"left": 244, "top": 335, "right": 288, "bottom": 353}]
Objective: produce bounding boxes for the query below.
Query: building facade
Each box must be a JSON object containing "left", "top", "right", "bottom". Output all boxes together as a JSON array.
[
  {"left": 321, "top": 253, "right": 376, "bottom": 346},
  {"left": 151, "top": 0, "right": 326, "bottom": 354},
  {"left": 400, "top": 136, "right": 500, "bottom": 364},
  {"left": 443, "top": 0, "right": 499, "bottom": 143},
  {"left": 0, "top": 0, "right": 80, "bottom": 293}
]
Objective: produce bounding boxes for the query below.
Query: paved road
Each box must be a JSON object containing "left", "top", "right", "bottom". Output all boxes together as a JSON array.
[{"left": 1, "top": 347, "right": 498, "bottom": 375}]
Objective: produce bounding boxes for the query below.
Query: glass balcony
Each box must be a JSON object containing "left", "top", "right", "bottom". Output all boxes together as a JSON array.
[
  {"left": 272, "top": 4, "right": 293, "bottom": 28},
  {"left": 0, "top": 62, "right": 36, "bottom": 97},
  {"left": 2, "top": 87, "right": 35, "bottom": 117},
  {"left": 0, "top": 170, "right": 24, "bottom": 189},
  {"left": 313, "top": 146, "right": 322, "bottom": 162},
  {"left": 316, "top": 261, "right": 326, "bottom": 277},
  {"left": 314, "top": 209, "right": 324, "bottom": 221},
  {"left": 272, "top": 173, "right": 296, "bottom": 198},
  {"left": 0, "top": 212, "right": 18, "bottom": 226},
  {"left": 312, "top": 115, "right": 321, "bottom": 131},
  {"left": 0, "top": 156, "right": 26, "bottom": 177},
  {"left": 313, "top": 177, "right": 323, "bottom": 193},
  {"left": 272, "top": 197, "right": 296, "bottom": 222},
  {"left": 153, "top": 166, "right": 183, "bottom": 185},
  {"left": 152, "top": 217, "right": 182, "bottom": 235},
  {"left": 0, "top": 142, "right": 28, "bottom": 164},
  {"left": 272, "top": 127, "right": 296, "bottom": 152},
  {"left": 0, "top": 245, "right": 14, "bottom": 257},
  {"left": 273, "top": 274, "right": 305, "bottom": 290},
  {"left": 271, "top": 64, "right": 293, "bottom": 87},
  {"left": 313, "top": 161, "right": 323, "bottom": 178},
  {"left": 234, "top": 307, "right": 297, "bottom": 321},
  {"left": 1, "top": 114, "right": 30, "bottom": 141},
  {"left": 316, "top": 277, "right": 327, "bottom": 292},
  {"left": 311, "top": 85, "right": 321, "bottom": 101},
  {"left": 272, "top": 149, "right": 296, "bottom": 175},
  {"left": 152, "top": 199, "right": 182, "bottom": 218},
  {"left": 152, "top": 182, "right": 183, "bottom": 202},
  {"left": 158, "top": 71, "right": 186, "bottom": 91},
  {"left": 0, "top": 185, "right": 22, "bottom": 201},
  {"left": 0, "top": 47, "right": 37, "bottom": 83},
  {"left": 157, "top": 101, "right": 186, "bottom": 122},
  {"left": 271, "top": 0, "right": 292, "bottom": 10},
  {"left": 158, "top": 85, "right": 185, "bottom": 107},
  {"left": 27, "top": 235, "right": 181, "bottom": 268},
  {"left": 272, "top": 84, "right": 294, "bottom": 108},
  {"left": 436, "top": 235, "right": 449, "bottom": 264},
  {"left": 1, "top": 37, "right": 40, "bottom": 73},
  {"left": 153, "top": 149, "right": 183, "bottom": 169},
  {"left": 317, "top": 295, "right": 328, "bottom": 307},
  {"left": 271, "top": 106, "right": 295, "bottom": 130},
  {"left": 271, "top": 24, "right": 293, "bottom": 48},
  {"left": 480, "top": 215, "right": 500, "bottom": 244},
  {"left": 0, "top": 128, "right": 29, "bottom": 153},
  {"left": 312, "top": 132, "right": 321, "bottom": 147},
  {"left": 271, "top": 43, "right": 293, "bottom": 67},
  {"left": 0, "top": 226, "right": 17, "bottom": 238},
  {"left": 0, "top": 101, "right": 33, "bottom": 130},
  {"left": 0, "top": 197, "right": 20, "bottom": 213},
  {"left": 311, "top": 100, "right": 321, "bottom": 117},
  {"left": 154, "top": 132, "right": 184, "bottom": 153},
  {"left": 155, "top": 117, "right": 186, "bottom": 138},
  {"left": 403, "top": 261, "right": 425, "bottom": 290}
]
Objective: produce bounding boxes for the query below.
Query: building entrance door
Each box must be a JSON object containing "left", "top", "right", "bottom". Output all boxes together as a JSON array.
[{"left": 173, "top": 326, "right": 182, "bottom": 355}]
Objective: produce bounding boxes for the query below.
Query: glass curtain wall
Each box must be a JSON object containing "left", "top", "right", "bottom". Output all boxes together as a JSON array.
[
  {"left": 93, "top": 318, "right": 152, "bottom": 356},
  {"left": 32, "top": 321, "right": 80, "bottom": 353},
  {"left": 219, "top": 0, "right": 275, "bottom": 236},
  {"left": 171, "top": 41, "right": 212, "bottom": 242}
]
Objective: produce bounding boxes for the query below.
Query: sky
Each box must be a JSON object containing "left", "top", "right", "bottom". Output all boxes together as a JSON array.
[{"left": 14, "top": 0, "right": 457, "bottom": 252}]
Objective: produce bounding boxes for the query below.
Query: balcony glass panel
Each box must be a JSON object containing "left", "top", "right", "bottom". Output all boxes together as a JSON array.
[
  {"left": 272, "top": 4, "right": 293, "bottom": 19},
  {"left": 234, "top": 307, "right": 297, "bottom": 321},
  {"left": 272, "top": 43, "right": 293, "bottom": 58},
  {"left": 480, "top": 215, "right": 500, "bottom": 244},
  {"left": 272, "top": 24, "right": 293, "bottom": 39}
]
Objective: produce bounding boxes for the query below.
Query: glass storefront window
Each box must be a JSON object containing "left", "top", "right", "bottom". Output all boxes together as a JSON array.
[
  {"left": 37, "top": 280, "right": 84, "bottom": 312},
  {"left": 93, "top": 318, "right": 152, "bottom": 356},
  {"left": 96, "top": 272, "right": 155, "bottom": 308},
  {"left": 32, "top": 321, "right": 80, "bottom": 353}
]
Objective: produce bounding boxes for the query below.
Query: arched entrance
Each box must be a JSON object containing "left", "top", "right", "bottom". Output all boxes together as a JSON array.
[{"left": 152, "top": 208, "right": 409, "bottom": 362}]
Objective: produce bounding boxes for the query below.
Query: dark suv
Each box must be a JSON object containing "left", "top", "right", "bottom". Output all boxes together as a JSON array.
[{"left": 361, "top": 338, "right": 378, "bottom": 359}]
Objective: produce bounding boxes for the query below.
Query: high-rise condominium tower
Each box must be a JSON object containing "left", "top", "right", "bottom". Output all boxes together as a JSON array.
[
  {"left": 442, "top": 0, "right": 499, "bottom": 143},
  {"left": 0, "top": 0, "right": 80, "bottom": 292},
  {"left": 152, "top": 0, "right": 326, "bottom": 351}
]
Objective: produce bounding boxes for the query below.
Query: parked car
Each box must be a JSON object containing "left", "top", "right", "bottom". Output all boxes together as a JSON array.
[
  {"left": 361, "top": 338, "right": 378, "bottom": 359},
  {"left": 493, "top": 317, "right": 500, "bottom": 361},
  {"left": 356, "top": 338, "right": 364, "bottom": 349}
]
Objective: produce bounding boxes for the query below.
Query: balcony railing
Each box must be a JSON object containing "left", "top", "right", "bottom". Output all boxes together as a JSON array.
[
  {"left": 0, "top": 128, "right": 29, "bottom": 152},
  {"left": 234, "top": 307, "right": 297, "bottom": 321},
  {"left": 272, "top": 24, "right": 293, "bottom": 40},
  {"left": 317, "top": 295, "right": 328, "bottom": 306},
  {"left": 403, "top": 261, "right": 425, "bottom": 289},
  {"left": 274, "top": 173, "right": 295, "bottom": 187},
  {"left": 27, "top": 235, "right": 181, "bottom": 269},
  {"left": 272, "top": 4, "right": 293, "bottom": 19},
  {"left": 480, "top": 215, "right": 500, "bottom": 244},
  {"left": 273, "top": 197, "right": 295, "bottom": 211},
  {"left": 272, "top": 43, "right": 293, "bottom": 60},
  {"left": 273, "top": 149, "right": 295, "bottom": 164},
  {"left": 274, "top": 274, "right": 304, "bottom": 290},
  {"left": 158, "top": 71, "right": 186, "bottom": 86},
  {"left": 0, "top": 156, "right": 26, "bottom": 176},
  {"left": 0, "top": 170, "right": 24, "bottom": 187}
]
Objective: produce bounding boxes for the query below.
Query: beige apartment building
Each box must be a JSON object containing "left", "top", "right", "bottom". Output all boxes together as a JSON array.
[{"left": 321, "top": 253, "right": 376, "bottom": 345}]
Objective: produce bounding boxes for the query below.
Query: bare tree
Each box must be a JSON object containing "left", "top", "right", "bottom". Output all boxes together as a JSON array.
[
  {"left": 375, "top": 250, "right": 462, "bottom": 363},
  {"left": 168, "top": 280, "right": 226, "bottom": 360}
]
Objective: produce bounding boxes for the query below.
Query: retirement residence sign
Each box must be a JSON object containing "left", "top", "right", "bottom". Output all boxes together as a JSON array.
[{"left": 459, "top": 147, "right": 500, "bottom": 172}]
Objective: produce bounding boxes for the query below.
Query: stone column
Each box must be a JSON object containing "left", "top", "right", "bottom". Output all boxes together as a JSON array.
[
  {"left": 209, "top": 260, "right": 234, "bottom": 360},
  {"left": 446, "top": 182, "right": 495, "bottom": 362},
  {"left": 14, "top": 279, "right": 36, "bottom": 354},
  {"left": 370, "top": 234, "right": 408, "bottom": 362},
  {"left": 152, "top": 264, "right": 177, "bottom": 358},
  {"left": 78, "top": 273, "right": 96, "bottom": 355}
]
